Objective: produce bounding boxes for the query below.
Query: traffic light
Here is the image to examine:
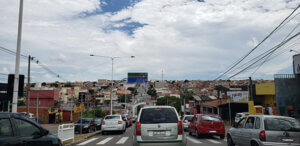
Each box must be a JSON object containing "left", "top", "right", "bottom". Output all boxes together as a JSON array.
[{"left": 7, "top": 74, "right": 24, "bottom": 99}]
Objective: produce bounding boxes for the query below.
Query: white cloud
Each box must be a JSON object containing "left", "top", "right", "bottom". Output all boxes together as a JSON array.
[{"left": 0, "top": 0, "right": 299, "bottom": 82}]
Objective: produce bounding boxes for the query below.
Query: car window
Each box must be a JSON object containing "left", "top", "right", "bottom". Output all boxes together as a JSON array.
[
  {"left": 264, "top": 118, "right": 300, "bottom": 131},
  {"left": 105, "top": 116, "right": 120, "bottom": 120},
  {"left": 77, "top": 119, "right": 91, "bottom": 124},
  {"left": 244, "top": 117, "right": 255, "bottom": 129},
  {"left": 255, "top": 117, "right": 261, "bottom": 129},
  {"left": 201, "top": 115, "right": 222, "bottom": 121},
  {"left": 184, "top": 116, "right": 193, "bottom": 121},
  {"left": 140, "top": 108, "right": 178, "bottom": 124},
  {"left": 237, "top": 118, "right": 246, "bottom": 128},
  {"left": 0, "top": 119, "right": 13, "bottom": 137},
  {"left": 14, "top": 119, "right": 41, "bottom": 137}
]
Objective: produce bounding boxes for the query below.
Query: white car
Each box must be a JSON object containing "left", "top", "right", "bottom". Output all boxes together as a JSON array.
[
  {"left": 133, "top": 106, "right": 187, "bottom": 146},
  {"left": 101, "top": 115, "right": 126, "bottom": 135},
  {"left": 234, "top": 112, "right": 249, "bottom": 123}
]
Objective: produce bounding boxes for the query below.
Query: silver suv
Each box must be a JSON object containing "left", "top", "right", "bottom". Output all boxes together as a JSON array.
[
  {"left": 227, "top": 115, "right": 300, "bottom": 146},
  {"left": 133, "top": 106, "right": 187, "bottom": 146}
]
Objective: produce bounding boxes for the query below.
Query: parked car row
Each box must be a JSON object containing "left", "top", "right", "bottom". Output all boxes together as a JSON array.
[{"left": 74, "top": 118, "right": 103, "bottom": 133}]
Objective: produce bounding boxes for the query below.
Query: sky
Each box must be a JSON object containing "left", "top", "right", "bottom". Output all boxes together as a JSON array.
[{"left": 0, "top": 0, "right": 299, "bottom": 83}]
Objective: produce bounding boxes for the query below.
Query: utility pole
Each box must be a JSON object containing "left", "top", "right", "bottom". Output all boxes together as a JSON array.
[
  {"left": 80, "top": 96, "right": 83, "bottom": 135},
  {"left": 26, "top": 55, "right": 32, "bottom": 115},
  {"left": 36, "top": 93, "right": 39, "bottom": 123},
  {"left": 110, "top": 58, "right": 114, "bottom": 115},
  {"left": 249, "top": 77, "right": 253, "bottom": 101},
  {"left": 12, "top": 0, "right": 24, "bottom": 113}
]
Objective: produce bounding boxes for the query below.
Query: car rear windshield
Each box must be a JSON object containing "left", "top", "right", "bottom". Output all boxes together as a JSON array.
[
  {"left": 77, "top": 119, "right": 91, "bottom": 124},
  {"left": 140, "top": 108, "right": 178, "bottom": 124},
  {"left": 264, "top": 118, "right": 300, "bottom": 132},
  {"left": 184, "top": 116, "right": 193, "bottom": 121},
  {"left": 201, "top": 115, "right": 222, "bottom": 122},
  {"left": 105, "top": 116, "right": 120, "bottom": 120}
]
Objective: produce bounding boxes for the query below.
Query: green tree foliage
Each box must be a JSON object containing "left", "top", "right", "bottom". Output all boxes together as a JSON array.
[
  {"left": 17, "top": 100, "right": 25, "bottom": 106},
  {"left": 156, "top": 96, "right": 181, "bottom": 112},
  {"left": 95, "top": 107, "right": 106, "bottom": 118},
  {"left": 118, "top": 95, "right": 130, "bottom": 103},
  {"left": 64, "top": 83, "right": 72, "bottom": 87},
  {"left": 41, "top": 82, "right": 46, "bottom": 86},
  {"left": 50, "top": 83, "right": 58, "bottom": 87},
  {"left": 127, "top": 87, "right": 137, "bottom": 96},
  {"left": 147, "top": 86, "right": 157, "bottom": 99}
]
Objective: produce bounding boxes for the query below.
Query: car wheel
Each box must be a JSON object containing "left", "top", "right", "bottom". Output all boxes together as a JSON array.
[
  {"left": 195, "top": 129, "right": 200, "bottom": 138},
  {"left": 220, "top": 134, "right": 225, "bottom": 139},
  {"left": 227, "top": 135, "right": 235, "bottom": 146},
  {"left": 251, "top": 141, "right": 259, "bottom": 146}
]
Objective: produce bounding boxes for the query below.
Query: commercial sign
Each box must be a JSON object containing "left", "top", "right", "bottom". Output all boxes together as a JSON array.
[
  {"left": 227, "top": 91, "right": 248, "bottom": 102},
  {"left": 128, "top": 72, "right": 148, "bottom": 83},
  {"left": 293, "top": 54, "right": 300, "bottom": 74}
]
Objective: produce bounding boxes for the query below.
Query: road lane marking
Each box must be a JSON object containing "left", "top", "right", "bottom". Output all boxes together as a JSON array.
[
  {"left": 97, "top": 137, "right": 113, "bottom": 145},
  {"left": 187, "top": 136, "right": 202, "bottom": 143},
  {"left": 207, "top": 139, "right": 221, "bottom": 144},
  {"left": 77, "top": 138, "right": 98, "bottom": 145},
  {"left": 116, "top": 137, "right": 129, "bottom": 144}
]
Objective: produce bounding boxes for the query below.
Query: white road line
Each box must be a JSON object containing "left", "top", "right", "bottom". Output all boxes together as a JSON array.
[
  {"left": 77, "top": 138, "right": 98, "bottom": 145},
  {"left": 187, "top": 136, "right": 202, "bottom": 143},
  {"left": 207, "top": 139, "right": 221, "bottom": 144},
  {"left": 97, "top": 137, "right": 113, "bottom": 145},
  {"left": 116, "top": 137, "right": 129, "bottom": 144}
]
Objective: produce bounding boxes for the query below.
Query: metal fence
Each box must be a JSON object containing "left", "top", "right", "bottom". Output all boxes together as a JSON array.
[{"left": 58, "top": 123, "right": 74, "bottom": 142}]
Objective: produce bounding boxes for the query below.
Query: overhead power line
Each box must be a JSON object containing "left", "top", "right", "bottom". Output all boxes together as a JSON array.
[
  {"left": 214, "top": 5, "right": 300, "bottom": 80},
  {"left": 228, "top": 31, "right": 300, "bottom": 79},
  {"left": 0, "top": 45, "right": 69, "bottom": 82}
]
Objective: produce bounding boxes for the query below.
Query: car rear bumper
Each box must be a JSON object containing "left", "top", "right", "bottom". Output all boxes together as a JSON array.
[
  {"left": 134, "top": 140, "right": 185, "bottom": 146},
  {"left": 260, "top": 142, "right": 300, "bottom": 146},
  {"left": 102, "top": 125, "right": 123, "bottom": 131},
  {"left": 198, "top": 128, "right": 225, "bottom": 135}
]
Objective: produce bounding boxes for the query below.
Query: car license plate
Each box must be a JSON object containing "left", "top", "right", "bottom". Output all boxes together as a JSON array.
[
  {"left": 282, "top": 139, "right": 294, "bottom": 142},
  {"left": 153, "top": 131, "right": 165, "bottom": 136},
  {"left": 209, "top": 130, "right": 217, "bottom": 133}
]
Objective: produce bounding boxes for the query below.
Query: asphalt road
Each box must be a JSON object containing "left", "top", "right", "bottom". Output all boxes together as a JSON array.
[{"left": 75, "top": 125, "right": 227, "bottom": 146}]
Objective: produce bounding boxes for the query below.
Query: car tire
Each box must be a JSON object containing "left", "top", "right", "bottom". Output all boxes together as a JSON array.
[
  {"left": 251, "top": 141, "right": 259, "bottom": 146},
  {"left": 195, "top": 129, "right": 200, "bottom": 138},
  {"left": 220, "top": 134, "right": 225, "bottom": 139},
  {"left": 227, "top": 135, "right": 235, "bottom": 146}
]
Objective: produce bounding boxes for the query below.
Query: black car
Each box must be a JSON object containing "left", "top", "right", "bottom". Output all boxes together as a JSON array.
[
  {"left": 94, "top": 118, "right": 103, "bottom": 130},
  {"left": 75, "top": 118, "right": 96, "bottom": 133},
  {"left": 0, "top": 112, "right": 62, "bottom": 146}
]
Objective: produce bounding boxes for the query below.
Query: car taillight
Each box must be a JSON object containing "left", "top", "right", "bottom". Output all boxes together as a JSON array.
[
  {"left": 177, "top": 121, "right": 183, "bottom": 135},
  {"left": 136, "top": 122, "right": 141, "bottom": 136},
  {"left": 102, "top": 121, "right": 105, "bottom": 125},
  {"left": 259, "top": 130, "right": 266, "bottom": 141},
  {"left": 118, "top": 121, "right": 122, "bottom": 124},
  {"left": 184, "top": 120, "right": 186, "bottom": 123}
]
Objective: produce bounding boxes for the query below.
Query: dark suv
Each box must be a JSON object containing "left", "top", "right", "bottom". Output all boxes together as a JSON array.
[{"left": 0, "top": 112, "right": 62, "bottom": 146}]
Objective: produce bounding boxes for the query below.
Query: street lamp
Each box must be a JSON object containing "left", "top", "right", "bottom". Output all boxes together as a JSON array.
[
  {"left": 290, "top": 50, "right": 300, "bottom": 54},
  {"left": 90, "top": 54, "right": 135, "bottom": 115}
]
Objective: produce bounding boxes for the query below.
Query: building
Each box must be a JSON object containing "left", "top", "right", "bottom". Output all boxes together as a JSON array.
[{"left": 255, "top": 82, "right": 276, "bottom": 107}]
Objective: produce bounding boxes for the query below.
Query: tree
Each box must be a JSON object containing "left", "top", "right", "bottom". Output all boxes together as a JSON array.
[
  {"left": 17, "top": 100, "right": 25, "bottom": 106},
  {"left": 95, "top": 107, "right": 106, "bottom": 118},
  {"left": 50, "top": 83, "right": 58, "bottom": 87},
  {"left": 157, "top": 96, "right": 181, "bottom": 112},
  {"left": 118, "top": 95, "right": 130, "bottom": 103},
  {"left": 41, "top": 82, "right": 46, "bottom": 86},
  {"left": 88, "top": 89, "right": 95, "bottom": 95},
  {"left": 64, "top": 83, "right": 72, "bottom": 87},
  {"left": 127, "top": 87, "right": 137, "bottom": 96}
]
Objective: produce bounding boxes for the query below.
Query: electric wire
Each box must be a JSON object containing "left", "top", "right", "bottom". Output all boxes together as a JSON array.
[{"left": 214, "top": 5, "right": 300, "bottom": 80}]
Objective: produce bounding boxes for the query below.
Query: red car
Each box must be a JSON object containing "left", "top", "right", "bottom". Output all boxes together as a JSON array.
[{"left": 188, "top": 114, "right": 225, "bottom": 139}]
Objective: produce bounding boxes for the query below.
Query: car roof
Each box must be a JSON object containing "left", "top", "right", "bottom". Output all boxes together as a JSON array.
[
  {"left": 141, "top": 106, "right": 175, "bottom": 109},
  {"left": 196, "top": 114, "right": 220, "bottom": 116},
  {"left": 248, "top": 115, "right": 295, "bottom": 119}
]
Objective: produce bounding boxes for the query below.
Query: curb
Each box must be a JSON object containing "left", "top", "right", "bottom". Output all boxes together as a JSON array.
[{"left": 64, "top": 131, "right": 101, "bottom": 146}]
